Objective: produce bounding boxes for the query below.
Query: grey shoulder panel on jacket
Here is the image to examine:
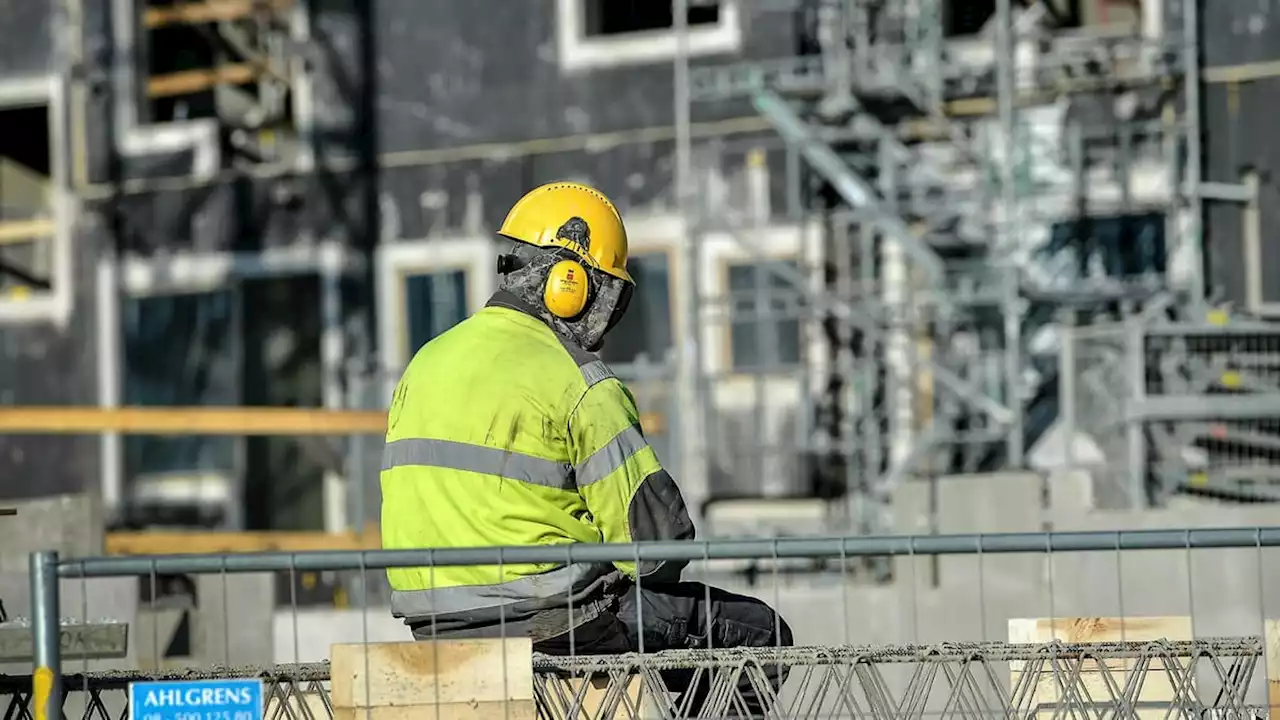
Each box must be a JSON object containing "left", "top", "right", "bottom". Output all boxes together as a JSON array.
[{"left": 551, "top": 334, "right": 615, "bottom": 389}]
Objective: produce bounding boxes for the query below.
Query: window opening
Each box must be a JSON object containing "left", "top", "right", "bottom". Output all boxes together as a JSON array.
[
  {"left": 0, "top": 103, "right": 53, "bottom": 293},
  {"left": 146, "top": 24, "right": 220, "bottom": 122},
  {"left": 727, "top": 260, "right": 802, "bottom": 371},
  {"left": 123, "top": 290, "right": 238, "bottom": 480},
  {"left": 944, "top": 0, "right": 995, "bottom": 37},
  {"left": 405, "top": 270, "right": 469, "bottom": 353},
  {"left": 582, "top": 0, "right": 722, "bottom": 37}
]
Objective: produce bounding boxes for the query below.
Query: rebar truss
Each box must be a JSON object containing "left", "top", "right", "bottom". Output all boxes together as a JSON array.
[{"left": 0, "top": 639, "right": 1263, "bottom": 720}]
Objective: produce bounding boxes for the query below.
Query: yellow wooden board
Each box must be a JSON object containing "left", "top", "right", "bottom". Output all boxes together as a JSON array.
[
  {"left": 1263, "top": 620, "right": 1280, "bottom": 719},
  {"left": 148, "top": 64, "right": 260, "bottom": 98},
  {"left": 105, "top": 526, "right": 381, "bottom": 555},
  {"left": 1008, "top": 616, "right": 1193, "bottom": 720},
  {"left": 330, "top": 640, "right": 534, "bottom": 710},
  {"left": 144, "top": 0, "right": 294, "bottom": 28}
]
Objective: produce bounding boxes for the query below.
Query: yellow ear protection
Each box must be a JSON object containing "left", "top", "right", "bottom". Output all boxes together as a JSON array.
[
  {"left": 543, "top": 256, "right": 590, "bottom": 318},
  {"left": 497, "top": 248, "right": 594, "bottom": 319}
]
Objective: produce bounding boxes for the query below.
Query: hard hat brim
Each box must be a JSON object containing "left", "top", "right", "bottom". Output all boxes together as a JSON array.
[{"left": 498, "top": 232, "right": 633, "bottom": 284}]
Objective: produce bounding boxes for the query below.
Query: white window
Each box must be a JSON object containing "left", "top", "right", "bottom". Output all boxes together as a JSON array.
[
  {"left": 121, "top": 290, "right": 238, "bottom": 479},
  {"left": 0, "top": 81, "right": 56, "bottom": 298},
  {"left": 376, "top": 237, "right": 497, "bottom": 374},
  {"left": 724, "top": 258, "right": 803, "bottom": 372},
  {"left": 557, "top": 0, "right": 742, "bottom": 73}
]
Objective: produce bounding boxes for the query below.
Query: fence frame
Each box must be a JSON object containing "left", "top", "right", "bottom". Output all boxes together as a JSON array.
[{"left": 25, "top": 525, "right": 1280, "bottom": 717}]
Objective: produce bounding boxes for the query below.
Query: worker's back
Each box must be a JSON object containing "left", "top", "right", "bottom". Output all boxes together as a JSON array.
[{"left": 380, "top": 300, "right": 607, "bottom": 617}]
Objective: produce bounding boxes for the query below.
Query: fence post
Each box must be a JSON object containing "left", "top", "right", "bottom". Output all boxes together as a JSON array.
[{"left": 29, "top": 550, "right": 61, "bottom": 720}]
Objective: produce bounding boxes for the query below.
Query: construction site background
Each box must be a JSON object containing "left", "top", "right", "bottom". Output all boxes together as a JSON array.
[{"left": 3, "top": 0, "right": 1280, "bottom": 717}]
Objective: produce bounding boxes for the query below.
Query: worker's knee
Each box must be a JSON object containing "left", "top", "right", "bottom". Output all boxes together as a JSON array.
[
  {"left": 773, "top": 609, "right": 794, "bottom": 648},
  {"left": 728, "top": 596, "right": 792, "bottom": 649}
]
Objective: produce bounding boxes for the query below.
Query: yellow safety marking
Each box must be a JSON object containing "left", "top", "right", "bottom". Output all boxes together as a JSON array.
[
  {"left": 33, "top": 666, "right": 53, "bottom": 720},
  {"left": 1207, "top": 309, "right": 1229, "bottom": 326},
  {"left": 1188, "top": 472, "right": 1209, "bottom": 488},
  {"left": 1221, "top": 371, "right": 1242, "bottom": 389}
]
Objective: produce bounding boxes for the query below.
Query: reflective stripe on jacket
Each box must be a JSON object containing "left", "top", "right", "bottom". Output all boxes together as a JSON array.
[{"left": 381, "top": 290, "right": 696, "bottom": 631}]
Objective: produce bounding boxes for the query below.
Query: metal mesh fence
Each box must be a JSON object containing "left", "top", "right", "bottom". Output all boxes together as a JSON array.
[{"left": 7, "top": 529, "right": 1280, "bottom": 720}]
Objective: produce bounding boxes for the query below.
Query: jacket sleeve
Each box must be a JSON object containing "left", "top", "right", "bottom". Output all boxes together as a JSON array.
[{"left": 568, "top": 377, "right": 696, "bottom": 582}]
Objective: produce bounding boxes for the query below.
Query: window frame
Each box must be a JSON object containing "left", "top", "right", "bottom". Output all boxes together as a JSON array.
[
  {"left": 615, "top": 215, "right": 682, "bottom": 367},
  {"left": 699, "top": 222, "right": 822, "bottom": 378},
  {"left": 0, "top": 75, "right": 68, "bottom": 299},
  {"left": 555, "top": 0, "right": 743, "bottom": 74},
  {"left": 721, "top": 257, "right": 805, "bottom": 373},
  {"left": 375, "top": 236, "right": 498, "bottom": 375}
]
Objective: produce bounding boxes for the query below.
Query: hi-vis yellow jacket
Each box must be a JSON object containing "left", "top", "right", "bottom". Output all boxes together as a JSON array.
[{"left": 381, "top": 291, "right": 695, "bottom": 628}]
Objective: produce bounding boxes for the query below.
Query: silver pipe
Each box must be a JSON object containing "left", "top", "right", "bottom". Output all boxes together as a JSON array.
[
  {"left": 995, "top": 0, "right": 1024, "bottom": 467},
  {"left": 674, "top": 0, "right": 705, "bottom": 508},
  {"left": 56, "top": 527, "right": 1280, "bottom": 576},
  {"left": 1182, "top": 0, "right": 1205, "bottom": 305},
  {"left": 29, "top": 550, "right": 62, "bottom": 715}
]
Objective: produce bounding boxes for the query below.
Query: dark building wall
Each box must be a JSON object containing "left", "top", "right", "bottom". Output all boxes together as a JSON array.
[
  {"left": 1196, "top": 0, "right": 1280, "bottom": 307},
  {"left": 0, "top": 0, "right": 800, "bottom": 508},
  {"left": 0, "top": 228, "right": 100, "bottom": 500},
  {"left": 372, "top": 0, "right": 797, "bottom": 235},
  {"left": 372, "top": 0, "right": 787, "bottom": 151},
  {"left": 0, "top": 0, "right": 87, "bottom": 500},
  {"left": 0, "top": 0, "right": 52, "bottom": 77}
]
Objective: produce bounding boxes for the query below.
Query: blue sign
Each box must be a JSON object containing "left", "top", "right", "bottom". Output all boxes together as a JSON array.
[{"left": 129, "top": 679, "right": 264, "bottom": 720}]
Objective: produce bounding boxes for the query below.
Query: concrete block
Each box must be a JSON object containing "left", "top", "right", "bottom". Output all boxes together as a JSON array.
[
  {"left": 272, "top": 608, "right": 409, "bottom": 664},
  {"left": 0, "top": 573, "right": 137, "bottom": 673},
  {"left": 0, "top": 494, "right": 104, "bottom": 574},
  {"left": 196, "top": 573, "right": 274, "bottom": 666},
  {"left": 895, "top": 472, "right": 1049, "bottom": 592},
  {"left": 330, "top": 639, "right": 536, "bottom": 720}
]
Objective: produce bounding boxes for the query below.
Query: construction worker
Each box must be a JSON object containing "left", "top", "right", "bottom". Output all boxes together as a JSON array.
[{"left": 381, "top": 182, "right": 792, "bottom": 711}]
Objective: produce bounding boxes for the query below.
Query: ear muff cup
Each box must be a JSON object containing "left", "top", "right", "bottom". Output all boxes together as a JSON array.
[{"left": 543, "top": 259, "right": 591, "bottom": 318}]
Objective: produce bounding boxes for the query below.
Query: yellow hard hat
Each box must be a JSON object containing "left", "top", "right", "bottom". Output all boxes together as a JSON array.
[{"left": 498, "top": 182, "right": 633, "bottom": 284}]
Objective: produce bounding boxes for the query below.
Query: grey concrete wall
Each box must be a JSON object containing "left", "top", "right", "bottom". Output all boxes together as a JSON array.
[{"left": 0, "top": 494, "right": 105, "bottom": 573}]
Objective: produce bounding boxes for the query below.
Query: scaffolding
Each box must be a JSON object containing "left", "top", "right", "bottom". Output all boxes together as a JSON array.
[{"left": 671, "top": 0, "right": 1237, "bottom": 549}]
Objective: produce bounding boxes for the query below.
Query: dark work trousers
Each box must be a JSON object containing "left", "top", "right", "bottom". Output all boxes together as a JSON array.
[{"left": 536, "top": 581, "right": 794, "bottom": 718}]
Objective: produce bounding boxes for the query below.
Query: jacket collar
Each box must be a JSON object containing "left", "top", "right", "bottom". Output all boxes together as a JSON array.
[
  {"left": 486, "top": 290, "right": 596, "bottom": 357},
  {"left": 485, "top": 289, "right": 538, "bottom": 317}
]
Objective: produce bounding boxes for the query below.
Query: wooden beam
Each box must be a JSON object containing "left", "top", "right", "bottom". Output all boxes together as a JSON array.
[
  {"left": 0, "top": 405, "right": 666, "bottom": 436},
  {"left": 0, "top": 218, "right": 55, "bottom": 245},
  {"left": 1009, "top": 616, "right": 1193, "bottom": 720},
  {"left": 105, "top": 527, "right": 381, "bottom": 555},
  {"left": 0, "top": 406, "right": 387, "bottom": 435},
  {"left": 143, "top": 0, "right": 294, "bottom": 29},
  {"left": 1265, "top": 620, "right": 1280, "bottom": 720},
  {"left": 147, "top": 63, "right": 259, "bottom": 98},
  {"left": 330, "top": 639, "right": 536, "bottom": 718}
]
